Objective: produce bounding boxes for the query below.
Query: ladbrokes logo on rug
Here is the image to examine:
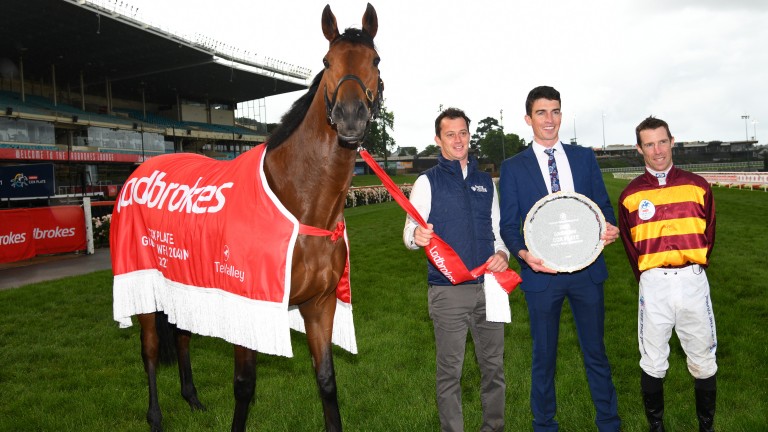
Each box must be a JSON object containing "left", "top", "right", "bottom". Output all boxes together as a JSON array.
[{"left": 117, "top": 170, "right": 234, "bottom": 214}]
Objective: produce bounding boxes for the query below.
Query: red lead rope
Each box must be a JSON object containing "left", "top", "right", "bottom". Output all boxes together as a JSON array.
[{"left": 359, "top": 150, "right": 521, "bottom": 293}]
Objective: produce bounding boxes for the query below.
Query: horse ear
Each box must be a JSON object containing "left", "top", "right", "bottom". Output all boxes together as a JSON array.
[
  {"left": 362, "top": 3, "right": 378, "bottom": 39},
  {"left": 321, "top": 4, "right": 340, "bottom": 43}
]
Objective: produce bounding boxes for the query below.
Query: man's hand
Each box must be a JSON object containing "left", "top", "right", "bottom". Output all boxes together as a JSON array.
[
  {"left": 485, "top": 251, "right": 509, "bottom": 273},
  {"left": 519, "top": 250, "right": 557, "bottom": 274},
  {"left": 413, "top": 223, "right": 434, "bottom": 247},
  {"left": 601, "top": 222, "right": 619, "bottom": 246}
]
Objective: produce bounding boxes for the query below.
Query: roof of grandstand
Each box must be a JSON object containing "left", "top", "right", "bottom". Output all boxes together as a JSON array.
[{"left": 1, "top": 0, "right": 311, "bottom": 106}]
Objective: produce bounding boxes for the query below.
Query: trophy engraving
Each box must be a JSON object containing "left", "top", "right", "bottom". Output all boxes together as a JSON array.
[{"left": 524, "top": 192, "right": 606, "bottom": 273}]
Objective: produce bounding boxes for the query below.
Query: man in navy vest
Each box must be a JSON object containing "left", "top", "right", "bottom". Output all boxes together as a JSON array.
[
  {"left": 499, "top": 86, "right": 621, "bottom": 431},
  {"left": 404, "top": 107, "right": 510, "bottom": 432}
]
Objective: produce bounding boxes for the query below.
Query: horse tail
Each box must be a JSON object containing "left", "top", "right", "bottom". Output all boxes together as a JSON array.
[{"left": 155, "top": 312, "right": 177, "bottom": 365}]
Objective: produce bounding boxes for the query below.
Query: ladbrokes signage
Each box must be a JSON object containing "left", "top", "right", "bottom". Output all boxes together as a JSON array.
[{"left": 0, "top": 206, "right": 86, "bottom": 263}]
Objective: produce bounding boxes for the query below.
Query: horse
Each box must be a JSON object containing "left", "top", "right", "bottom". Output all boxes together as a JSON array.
[{"left": 110, "top": 4, "right": 382, "bottom": 431}]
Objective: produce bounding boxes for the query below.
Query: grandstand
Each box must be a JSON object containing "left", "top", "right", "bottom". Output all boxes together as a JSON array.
[{"left": 0, "top": 0, "right": 311, "bottom": 205}]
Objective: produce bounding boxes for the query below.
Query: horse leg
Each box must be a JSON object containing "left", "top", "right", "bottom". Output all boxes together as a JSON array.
[
  {"left": 138, "top": 313, "right": 164, "bottom": 432},
  {"left": 231, "top": 345, "right": 256, "bottom": 432},
  {"left": 300, "top": 296, "right": 342, "bottom": 432},
  {"left": 175, "top": 329, "right": 206, "bottom": 411}
]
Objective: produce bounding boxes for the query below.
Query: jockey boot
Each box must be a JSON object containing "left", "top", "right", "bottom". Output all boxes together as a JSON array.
[
  {"left": 641, "top": 371, "right": 665, "bottom": 432},
  {"left": 695, "top": 375, "right": 717, "bottom": 432}
]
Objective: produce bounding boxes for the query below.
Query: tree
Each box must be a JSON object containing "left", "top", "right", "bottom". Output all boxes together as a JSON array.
[
  {"left": 418, "top": 144, "right": 440, "bottom": 157},
  {"left": 363, "top": 101, "right": 396, "bottom": 157},
  {"left": 472, "top": 117, "right": 525, "bottom": 168},
  {"left": 471, "top": 117, "right": 501, "bottom": 152}
]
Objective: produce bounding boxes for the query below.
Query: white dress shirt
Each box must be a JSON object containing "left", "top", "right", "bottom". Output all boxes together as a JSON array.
[{"left": 531, "top": 140, "right": 575, "bottom": 193}]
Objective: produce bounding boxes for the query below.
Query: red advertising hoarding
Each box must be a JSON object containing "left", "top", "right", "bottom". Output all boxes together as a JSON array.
[{"left": 0, "top": 206, "right": 87, "bottom": 263}]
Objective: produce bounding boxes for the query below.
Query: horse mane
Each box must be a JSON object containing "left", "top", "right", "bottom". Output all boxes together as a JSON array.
[
  {"left": 330, "top": 27, "right": 376, "bottom": 49},
  {"left": 267, "top": 71, "right": 324, "bottom": 150},
  {"left": 266, "top": 28, "right": 376, "bottom": 150}
]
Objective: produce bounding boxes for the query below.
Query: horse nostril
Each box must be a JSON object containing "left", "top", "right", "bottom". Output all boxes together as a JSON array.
[
  {"left": 331, "top": 105, "right": 345, "bottom": 124},
  {"left": 356, "top": 101, "right": 368, "bottom": 119},
  {"left": 333, "top": 100, "right": 369, "bottom": 125}
]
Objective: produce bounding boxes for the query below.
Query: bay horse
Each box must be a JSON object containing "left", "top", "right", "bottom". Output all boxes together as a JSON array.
[{"left": 111, "top": 4, "right": 382, "bottom": 431}]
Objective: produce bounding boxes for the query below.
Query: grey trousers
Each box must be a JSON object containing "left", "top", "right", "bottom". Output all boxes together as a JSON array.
[{"left": 428, "top": 283, "right": 506, "bottom": 432}]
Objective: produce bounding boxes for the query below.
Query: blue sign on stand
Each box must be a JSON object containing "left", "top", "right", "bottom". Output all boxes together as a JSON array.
[{"left": 0, "top": 164, "right": 55, "bottom": 199}]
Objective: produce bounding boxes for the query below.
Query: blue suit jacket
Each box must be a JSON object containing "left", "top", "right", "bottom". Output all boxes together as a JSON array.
[{"left": 499, "top": 143, "right": 616, "bottom": 292}]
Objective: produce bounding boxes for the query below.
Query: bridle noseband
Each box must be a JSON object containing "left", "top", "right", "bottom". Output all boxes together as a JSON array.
[{"left": 323, "top": 74, "right": 384, "bottom": 127}]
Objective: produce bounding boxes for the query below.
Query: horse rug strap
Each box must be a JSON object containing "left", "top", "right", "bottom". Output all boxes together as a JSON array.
[
  {"left": 111, "top": 144, "right": 356, "bottom": 357},
  {"left": 299, "top": 221, "right": 346, "bottom": 242},
  {"left": 359, "top": 150, "right": 521, "bottom": 323}
]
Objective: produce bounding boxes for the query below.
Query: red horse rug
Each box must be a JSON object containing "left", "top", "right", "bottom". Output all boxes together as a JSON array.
[{"left": 111, "top": 144, "right": 356, "bottom": 357}]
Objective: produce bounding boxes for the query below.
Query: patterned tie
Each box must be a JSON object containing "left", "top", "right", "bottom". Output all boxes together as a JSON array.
[{"left": 544, "top": 148, "right": 561, "bottom": 193}]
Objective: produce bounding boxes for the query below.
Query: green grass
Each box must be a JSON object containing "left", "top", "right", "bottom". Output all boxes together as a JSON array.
[
  {"left": 351, "top": 173, "right": 417, "bottom": 187},
  {"left": 0, "top": 176, "right": 766, "bottom": 431}
]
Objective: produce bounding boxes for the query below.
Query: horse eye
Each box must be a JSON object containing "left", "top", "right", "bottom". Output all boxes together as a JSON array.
[
  {"left": 373, "top": 57, "right": 380, "bottom": 67},
  {"left": 323, "top": 58, "right": 330, "bottom": 68}
]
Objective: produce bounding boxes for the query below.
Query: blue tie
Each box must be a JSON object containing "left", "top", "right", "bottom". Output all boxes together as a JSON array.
[{"left": 544, "top": 148, "right": 561, "bottom": 193}]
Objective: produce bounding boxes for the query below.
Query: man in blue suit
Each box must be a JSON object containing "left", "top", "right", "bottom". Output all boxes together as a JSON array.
[{"left": 499, "top": 86, "right": 621, "bottom": 431}]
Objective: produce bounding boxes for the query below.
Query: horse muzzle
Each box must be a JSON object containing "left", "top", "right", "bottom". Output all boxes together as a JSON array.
[
  {"left": 330, "top": 100, "right": 371, "bottom": 144},
  {"left": 324, "top": 74, "right": 382, "bottom": 145}
]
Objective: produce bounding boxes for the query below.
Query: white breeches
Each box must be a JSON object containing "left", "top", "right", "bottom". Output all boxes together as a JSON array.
[{"left": 638, "top": 264, "right": 717, "bottom": 379}]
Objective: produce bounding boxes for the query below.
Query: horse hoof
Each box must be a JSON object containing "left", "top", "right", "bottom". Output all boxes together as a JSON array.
[
  {"left": 186, "top": 397, "right": 206, "bottom": 411},
  {"left": 147, "top": 420, "right": 163, "bottom": 432},
  {"left": 146, "top": 412, "right": 163, "bottom": 432}
]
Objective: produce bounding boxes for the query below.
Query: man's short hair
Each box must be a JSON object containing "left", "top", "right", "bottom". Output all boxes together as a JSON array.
[
  {"left": 525, "top": 86, "right": 561, "bottom": 116},
  {"left": 435, "top": 107, "right": 470, "bottom": 137},
  {"left": 635, "top": 116, "right": 673, "bottom": 146}
]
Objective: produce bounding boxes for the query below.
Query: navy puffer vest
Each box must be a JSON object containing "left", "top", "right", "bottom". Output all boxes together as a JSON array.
[{"left": 424, "top": 154, "right": 495, "bottom": 286}]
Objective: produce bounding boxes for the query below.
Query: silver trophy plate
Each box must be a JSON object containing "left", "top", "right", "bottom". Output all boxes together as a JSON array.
[{"left": 523, "top": 191, "right": 606, "bottom": 273}]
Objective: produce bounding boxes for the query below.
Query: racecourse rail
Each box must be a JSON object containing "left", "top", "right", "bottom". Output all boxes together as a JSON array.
[{"left": 609, "top": 161, "right": 768, "bottom": 191}]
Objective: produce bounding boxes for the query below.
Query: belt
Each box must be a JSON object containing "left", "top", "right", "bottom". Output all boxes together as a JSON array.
[
  {"left": 661, "top": 263, "right": 693, "bottom": 269},
  {"left": 659, "top": 261, "right": 704, "bottom": 269}
]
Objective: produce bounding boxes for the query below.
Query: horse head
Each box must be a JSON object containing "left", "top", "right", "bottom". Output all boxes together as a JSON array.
[{"left": 321, "top": 3, "right": 383, "bottom": 146}]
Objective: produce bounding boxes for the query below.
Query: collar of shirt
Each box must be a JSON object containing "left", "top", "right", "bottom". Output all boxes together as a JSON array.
[
  {"left": 531, "top": 140, "right": 575, "bottom": 193},
  {"left": 531, "top": 139, "right": 564, "bottom": 154},
  {"left": 646, "top": 165, "right": 672, "bottom": 186}
]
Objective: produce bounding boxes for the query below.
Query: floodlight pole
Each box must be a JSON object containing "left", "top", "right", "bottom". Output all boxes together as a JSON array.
[
  {"left": 573, "top": 115, "right": 577, "bottom": 144},
  {"left": 752, "top": 119, "right": 758, "bottom": 142},
  {"left": 601, "top": 111, "right": 607, "bottom": 151},
  {"left": 741, "top": 114, "right": 750, "bottom": 141},
  {"left": 500, "top": 109, "right": 505, "bottom": 161}
]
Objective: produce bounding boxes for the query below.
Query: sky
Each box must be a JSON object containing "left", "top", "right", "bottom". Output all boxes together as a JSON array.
[{"left": 120, "top": 0, "right": 768, "bottom": 151}]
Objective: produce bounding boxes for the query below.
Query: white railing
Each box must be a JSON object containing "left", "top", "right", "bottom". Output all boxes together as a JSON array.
[
  {"left": 602, "top": 161, "right": 762, "bottom": 173},
  {"left": 612, "top": 171, "right": 768, "bottom": 191}
]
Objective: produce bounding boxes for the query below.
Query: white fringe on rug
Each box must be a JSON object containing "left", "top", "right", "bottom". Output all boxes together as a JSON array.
[
  {"left": 114, "top": 269, "right": 357, "bottom": 357},
  {"left": 289, "top": 299, "right": 358, "bottom": 354}
]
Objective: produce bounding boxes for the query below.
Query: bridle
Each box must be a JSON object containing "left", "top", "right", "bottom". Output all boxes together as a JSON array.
[{"left": 323, "top": 73, "right": 384, "bottom": 127}]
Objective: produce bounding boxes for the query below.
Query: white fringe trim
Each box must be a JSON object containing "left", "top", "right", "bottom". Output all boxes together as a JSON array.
[
  {"left": 288, "top": 299, "right": 358, "bottom": 354},
  {"left": 114, "top": 270, "right": 358, "bottom": 357},
  {"left": 114, "top": 269, "right": 293, "bottom": 357},
  {"left": 484, "top": 273, "right": 511, "bottom": 323}
]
